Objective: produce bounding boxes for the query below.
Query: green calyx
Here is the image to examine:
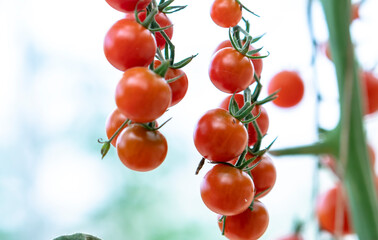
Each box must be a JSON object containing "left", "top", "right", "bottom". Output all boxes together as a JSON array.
[
  {"left": 153, "top": 59, "right": 170, "bottom": 77},
  {"left": 158, "top": 0, "right": 187, "bottom": 14}
]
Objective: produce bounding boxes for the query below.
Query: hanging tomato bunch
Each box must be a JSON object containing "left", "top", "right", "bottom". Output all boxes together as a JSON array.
[
  {"left": 191, "top": 0, "right": 306, "bottom": 238},
  {"left": 99, "top": 0, "right": 195, "bottom": 172}
]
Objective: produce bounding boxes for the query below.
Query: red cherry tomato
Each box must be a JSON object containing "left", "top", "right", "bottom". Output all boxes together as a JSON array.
[
  {"left": 115, "top": 67, "right": 171, "bottom": 123},
  {"left": 268, "top": 70, "right": 304, "bottom": 108},
  {"left": 316, "top": 184, "right": 353, "bottom": 235},
  {"left": 220, "top": 94, "right": 269, "bottom": 146},
  {"left": 154, "top": 60, "right": 188, "bottom": 106},
  {"left": 104, "top": 19, "right": 157, "bottom": 71},
  {"left": 210, "top": 0, "right": 242, "bottom": 28},
  {"left": 209, "top": 47, "right": 254, "bottom": 93},
  {"left": 133, "top": 11, "right": 173, "bottom": 49},
  {"left": 201, "top": 164, "right": 255, "bottom": 216},
  {"left": 351, "top": 3, "right": 360, "bottom": 22},
  {"left": 361, "top": 71, "right": 378, "bottom": 115},
  {"left": 230, "top": 153, "right": 276, "bottom": 198},
  {"left": 218, "top": 200, "right": 269, "bottom": 239},
  {"left": 105, "top": 108, "right": 128, "bottom": 147},
  {"left": 214, "top": 40, "right": 264, "bottom": 79},
  {"left": 193, "top": 108, "right": 248, "bottom": 162},
  {"left": 116, "top": 124, "right": 167, "bottom": 171},
  {"left": 248, "top": 154, "right": 276, "bottom": 198},
  {"left": 105, "top": 0, "right": 151, "bottom": 12}
]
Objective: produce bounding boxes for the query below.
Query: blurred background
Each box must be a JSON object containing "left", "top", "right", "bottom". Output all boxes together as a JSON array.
[{"left": 0, "top": 0, "right": 377, "bottom": 239}]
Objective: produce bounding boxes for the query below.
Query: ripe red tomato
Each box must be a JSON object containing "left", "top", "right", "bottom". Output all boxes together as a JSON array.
[
  {"left": 104, "top": 19, "right": 157, "bottom": 71},
  {"left": 351, "top": 3, "right": 360, "bottom": 22},
  {"left": 116, "top": 124, "right": 167, "bottom": 171},
  {"left": 218, "top": 200, "right": 269, "bottom": 239},
  {"left": 249, "top": 154, "right": 276, "bottom": 198},
  {"left": 105, "top": 0, "right": 151, "bottom": 12},
  {"left": 105, "top": 108, "right": 128, "bottom": 147},
  {"left": 210, "top": 0, "right": 242, "bottom": 28},
  {"left": 230, "top": 153, "right": 276, "bottom": 198},
  {"left": 316, "top": 184, "right": 353, "bottom": 235},
  {"left": 128, "top": 11, "right": 173, "bottom": 49},
  {"left": 361, "top": 71, "right": 378, "bottom": 115},
  {"left": 209, "top": 47, "right": 255, "bottom": 93},
  {"left": 115, "top": 67, "right": 171, "bottom": 123},
  {"left": 154, "top": 60, "right": 188, "bottom": 106},
  {"left": 193, "top": 108, "right": 248, "bottom": 162},
  {"left": 220, "top": 94, "right": 269, "bottom": 146},
  {"left": 268, "top": 70, "right": 304, "bottom": 108},
  {"left": 214, "top": 40, "right": 264, "bottom": 79},
  {"left": 201, "top": 164, "right": 255, "bottom": 216}
]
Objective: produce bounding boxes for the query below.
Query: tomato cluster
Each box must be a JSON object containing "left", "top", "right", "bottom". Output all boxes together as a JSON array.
[
  {"left": 100, "top": 0, "right": 194, "bottom": 172},
  {"left": 193, "top": 3, "right": 277, "bottom": 239}
]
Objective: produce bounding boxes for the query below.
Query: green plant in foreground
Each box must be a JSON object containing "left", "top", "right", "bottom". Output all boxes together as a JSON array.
[{"left": 271, "top": 0, "right": 378, "bottom": 239}]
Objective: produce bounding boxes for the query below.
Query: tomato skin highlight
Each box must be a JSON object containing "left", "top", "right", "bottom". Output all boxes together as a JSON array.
[
  {"left": 268, "top": 70, "right": 304, "bottom": 108},
  {"left": 209, "top": 47, "right": 255, "bottom": 93},
  {"left": 220, "top": 94, "right": 269, "bottom": 146},
  {"left": 210, "top": 0, "right": 242, "bottom": 28},
  {"left": 193, "top": 108, "right": 248, "bottom": 162},
  {"left": 115, "top": 67, "right": 171, "bottom": 123},
  {"left": 201, "top": 164, "right": 255, "bottom": 216},
  {"left": 104, "top": 19, "right": 157, "bottom": 71},
  {"left": 218, "top": 200, "right": 269, "bottom": 240},
  {"left": 105, "top": 108, "right": 128, "bottom": 147},
  {"left": 316, "top": 184, "right": 353, "bottom": 235},
  {"left": 116, "top": 124, "right": 167, "bottom": 171},
  {"left": 154, "top": 60, "right": 188, "bottom": 106},
  {"left": 105, "top": 0, "right": 152, "bottom": 12}
]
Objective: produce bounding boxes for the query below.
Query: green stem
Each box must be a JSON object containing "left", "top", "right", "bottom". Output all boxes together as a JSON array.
[
  {"left": 269, "top": 141, "right": 331, "bottom": 156},
  {"left": 320, "top": 0, "right": 378, "bottom": 238}
]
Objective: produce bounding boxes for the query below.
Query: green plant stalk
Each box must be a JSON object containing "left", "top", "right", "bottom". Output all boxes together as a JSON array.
[{"left": 320, "top": 0, "right": 378, "bottom": 239}]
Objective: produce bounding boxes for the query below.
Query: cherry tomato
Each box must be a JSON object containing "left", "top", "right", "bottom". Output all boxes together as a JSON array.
[
  {"left": 126, "top": 11, "right": 173, "bottom": 49},
  {"left": 268, "top": 70, "right": 304, "bottom": 108},
  {"left": 220, "top": 94, "right": 269, "bottom": 146},
  {"left": 361, "top": 71, "right": 378, "bottom": 115},
  {"left": 351, "top": 3, "right": 360, "bottom": 22},
  {"left": 105, "top": 0, "right": 151, "bottom": 12},
  {"left": 316, "top": 184, "right": 353, "bottom": 235},
  {"left": 214, "top": 40, "right": 264, "bottom": 78},
  {"left": 104, "top": 19, "right": 157, "bottom": 71},
  {"left": 210, "top": 0, "right": 242, "bottom": 28},
  {"left": 193, "top": 108, "right": 248, "bottom": 162},
  {"left": 115, "top": 67, "right": 171, "bottom": 123},
  {"left": 209, "top": 47, "right": 254, "bottom": 93},
  {"left": 230, "top": 153, "right": 276, "bottom": 198},
  {"left": 248, "top": 154, "right": 276, "bottom": 198},
  {"left": 105, "top": 108, "right": 128, "bottom": 147},
  {"left": 154, "top": 60, "right": 188, "bottom": 106},
  {"left": 201, "top": 164, "right": 255, "bottom": 216},
  {"left": 218, "top": 200, "right": 269, "bottom": 240},
  {"left": 116, "top": 124, "right": 167, "bottom": 171}
]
